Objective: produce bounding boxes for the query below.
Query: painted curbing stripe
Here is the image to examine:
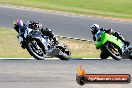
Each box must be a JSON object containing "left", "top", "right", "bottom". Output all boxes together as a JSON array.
[{"left": 56, "top": 35, "right": 93, "bottom": 42}]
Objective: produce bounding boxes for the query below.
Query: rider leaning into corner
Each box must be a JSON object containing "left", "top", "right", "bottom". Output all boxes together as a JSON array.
[
  {"left": 13, "top": 19, "right": 57, "bottom": 49},
  {"left": 90, "top": 24, "right": 130, "bottom": 59},
  {"left": 91, "top": 24, "right": 130, "bottom": 46}
]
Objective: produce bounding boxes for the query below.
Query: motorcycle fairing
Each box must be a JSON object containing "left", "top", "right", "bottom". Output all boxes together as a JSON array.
[{"left": 95, "top": 31, "right": 124, "bottom": 49}]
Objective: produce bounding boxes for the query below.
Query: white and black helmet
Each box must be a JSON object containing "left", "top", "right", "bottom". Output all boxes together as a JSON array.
[{"left": 91, "top": 24, "right": 100, "bottom": 35}]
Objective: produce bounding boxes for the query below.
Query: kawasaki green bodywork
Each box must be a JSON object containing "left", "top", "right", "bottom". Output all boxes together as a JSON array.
[{"left": 95, "top": 31, "right": 124, "bottom": 49}]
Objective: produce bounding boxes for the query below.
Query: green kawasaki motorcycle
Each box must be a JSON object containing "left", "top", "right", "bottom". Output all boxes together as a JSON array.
[{"left": 95, "top": 31, "right": 132, "bottom": 60}]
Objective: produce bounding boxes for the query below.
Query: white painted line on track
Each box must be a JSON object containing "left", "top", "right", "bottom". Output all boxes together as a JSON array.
[
  {"left": 0, "top": 58, "right": 113, "bottom": 60},
  {"left": 0, "top": 58, "right": 59, "bottom": 60}
]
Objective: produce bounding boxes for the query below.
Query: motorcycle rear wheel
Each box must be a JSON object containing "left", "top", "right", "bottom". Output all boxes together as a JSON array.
[
  {"left": 56, "top": 45, "right": 71, "bottom": 60},
  {"left": 57, "top": 51, "right": 71, "bottom": 60},
  {"left": 100, "top": 51, "right": 109, "bottom": 59},
  {"left": 129, "top": 55, "right": 132, "bottom": 60}
]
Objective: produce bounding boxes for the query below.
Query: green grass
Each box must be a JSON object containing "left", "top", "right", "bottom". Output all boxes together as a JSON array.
[
  {"left": 0, "top": 0, "right": 132, "bottom": 18},
  {"left": 58, "top": 37, "right": 100, "bottom": 58},
  {"left": 0, "top": 27, "right": 100, "bottom": 58},
  {"left": 0, "top": 27, "right": 31, "bottom": 58}
]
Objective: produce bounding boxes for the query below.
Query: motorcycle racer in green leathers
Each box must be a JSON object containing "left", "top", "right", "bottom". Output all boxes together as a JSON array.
[{"left": 91, "top": 24, "right": 130, "bottom": 59}]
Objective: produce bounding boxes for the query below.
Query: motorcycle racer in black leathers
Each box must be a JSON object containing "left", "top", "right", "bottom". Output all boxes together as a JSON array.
[
  {"left": 27, "top": 21, "right": 57, "bottom": 43},
  {"left": 13, "top": 19, "right": 57, "bottom": 49}
]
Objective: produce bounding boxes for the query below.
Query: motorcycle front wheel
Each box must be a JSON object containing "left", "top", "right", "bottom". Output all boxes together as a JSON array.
[
  {"left": 26, "top": 39, "right": 46, "bottom": 60},
  {"left": 105, "top": 43, "right": 122, "bottom": 60}
]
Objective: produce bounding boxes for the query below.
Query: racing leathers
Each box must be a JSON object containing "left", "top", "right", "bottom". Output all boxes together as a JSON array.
[{"left": 14, "top": 21, "right": 57, "bottom": 49}]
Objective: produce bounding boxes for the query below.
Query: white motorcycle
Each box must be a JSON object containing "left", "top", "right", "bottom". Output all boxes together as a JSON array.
[{"left": 16, "top": 27, "right": 71, "bottom": 60}]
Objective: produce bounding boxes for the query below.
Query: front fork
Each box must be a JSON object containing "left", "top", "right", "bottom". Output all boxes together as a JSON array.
[{"left": 40, "top": 37, "right": 49, "bottom": 50}]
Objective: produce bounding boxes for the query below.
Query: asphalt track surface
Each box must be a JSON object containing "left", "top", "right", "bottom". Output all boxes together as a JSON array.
[
  {"left": 0, "top": 59, "right": 131, "bottom": 88},
  {"left": 0, "top": 5, "right": 132, "bottom": 42},
  {"left": 0, "top": 6, "right": 132, "bottom": 88}
]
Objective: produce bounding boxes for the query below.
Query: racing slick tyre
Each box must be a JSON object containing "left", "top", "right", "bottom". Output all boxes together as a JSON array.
[
  {"left": 57, "top": 50, "right": 71, "bottom": 60},
  {"left": 56, "top": 45, "right": 71, "bottom": 60},
  {"left": 100, "top": 51, "right": 109, "bottom": 59},
  {"left": 26, "top": 39, "right": 46, "bottom": 60},
  {"left": 129, "top": 55, "right": 132, "bottom": 60},
  {"left": 105, "top": 43, "right": 122, "bottom": 60}
]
